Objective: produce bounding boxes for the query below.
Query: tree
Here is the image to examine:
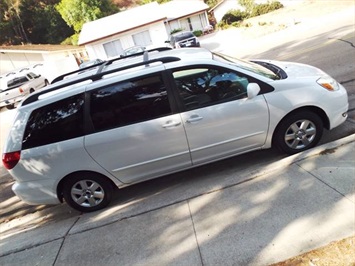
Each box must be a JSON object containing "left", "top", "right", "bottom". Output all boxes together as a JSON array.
[
  {"left": 112, "top": 0, "right": 140, "bottom": 8},
  {"left": 204, "top": 0, "right": 219, "bottom": 8},
  {"left": 20, "top": 0, "right": 74, "bottom": 44},
  {"left": 0, "top": 0, "right": 29, "bottom": 44},
  {"left": 238, "top": 0, "right": 255, "bottom": 12},
  {"left": 140, "top": 0, "right": 171, "bottom": 4},
  {"left": 56, "top": 0, "right": 119, "bottom": 33}
]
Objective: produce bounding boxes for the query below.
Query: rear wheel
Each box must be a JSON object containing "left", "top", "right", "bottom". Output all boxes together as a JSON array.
[
  {"left": 274, "top": 111, "right": 323, "bottom": 154},
  {"left": 5, "top": 103, "right": 15, "bottom": 110},
  {"left": 63, "top": 173, "right": 113, "bottom": 212}
]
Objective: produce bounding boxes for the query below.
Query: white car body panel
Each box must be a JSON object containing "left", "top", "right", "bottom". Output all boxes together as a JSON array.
[
  {"left": 84, "top": 114, "right": 192, "bottom": 184},
  {"left": 181, "top": 95, "right": 269, "bottom": 164}
]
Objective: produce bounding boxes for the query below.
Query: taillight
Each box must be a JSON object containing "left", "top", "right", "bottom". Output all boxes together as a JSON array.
[
  {"left": 2, "top": 151, "right": 21, "bottom": 170},
  {"left": 19, "top": 87, "right": 24, "bottom": 93}
]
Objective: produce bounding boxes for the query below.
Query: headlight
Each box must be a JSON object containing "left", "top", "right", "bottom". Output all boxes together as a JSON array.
[{"left": 317, "top": 77, "right": 340, "bottom": 91}]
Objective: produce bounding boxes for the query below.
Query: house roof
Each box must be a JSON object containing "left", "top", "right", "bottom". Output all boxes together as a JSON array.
[
  {"left": 78, "top": 0, "right": 210, "bottom": 46},
  {"left": 160, "top": 0, "right": 209, "bottom": 21},
  {"left": 78, "top": 2, "right": 166, "bottom": 45}
]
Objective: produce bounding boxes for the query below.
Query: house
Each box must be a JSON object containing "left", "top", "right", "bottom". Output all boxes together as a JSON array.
[
  {"left": 78, "top": 0, "right": 210, "bottom": 60},
  {"left": 161, "top": 0, "right": 210, "bottom": 34},
  {"left": 0, "top": 45, "right": 86, "bottom": 85}
]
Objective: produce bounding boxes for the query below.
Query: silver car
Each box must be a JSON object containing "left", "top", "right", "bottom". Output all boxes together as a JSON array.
[{"left": 2, "top": 48, "right": 348, "bottom": 212}]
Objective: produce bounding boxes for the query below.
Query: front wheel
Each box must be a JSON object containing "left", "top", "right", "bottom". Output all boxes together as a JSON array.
[
  {"left": 63, "top": 173, "right": 113, "bottom": 212},
  {"left": 274, "top": 111, "right": 323, "bottom": 155}
]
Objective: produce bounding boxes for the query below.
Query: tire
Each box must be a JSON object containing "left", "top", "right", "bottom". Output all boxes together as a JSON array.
[
  {"left": 63, "top": 172, "right": 113, "bottom": 212},
  {"left": 29, "top": 88, "right": 35, "bottom": 93},
  {"left": 274, "top": 111, "right": 323, "bottom": 155},
  {"left": 6, "top": 104, "right": 15, "bottom": 110}
]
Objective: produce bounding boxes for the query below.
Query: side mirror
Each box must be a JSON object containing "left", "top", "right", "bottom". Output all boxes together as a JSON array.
[{"left": 247, "top": 83, "right": 260, "bottom": 99}]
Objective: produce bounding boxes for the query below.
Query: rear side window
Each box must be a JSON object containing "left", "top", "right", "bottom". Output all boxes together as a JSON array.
[
  {"left": 22, "top": 94, "right": 85, "bottom": 150},
  {"left": 89, "top": 75, "right": 172, "bottom": 132}
]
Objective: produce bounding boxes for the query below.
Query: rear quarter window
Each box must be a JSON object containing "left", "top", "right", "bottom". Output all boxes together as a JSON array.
[{"left": 22, "top": 94, "right": 85, "bottom": 150}]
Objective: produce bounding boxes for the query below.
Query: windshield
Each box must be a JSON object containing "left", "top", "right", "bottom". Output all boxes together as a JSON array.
[{"left": 213, "top": 52, "right": 280, "bottom": 80}]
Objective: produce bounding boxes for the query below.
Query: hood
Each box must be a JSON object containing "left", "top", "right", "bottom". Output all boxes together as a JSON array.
[
  {"left": 254, "top": 60, "right": 328, "bottom": 79},
  {"left": 276, "top": 61, "right": 327, "bottom": 78}
]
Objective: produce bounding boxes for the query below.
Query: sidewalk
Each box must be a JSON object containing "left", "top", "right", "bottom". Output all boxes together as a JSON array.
[{"left": 0, "top": 134, "right": 354, "bottom": 265}]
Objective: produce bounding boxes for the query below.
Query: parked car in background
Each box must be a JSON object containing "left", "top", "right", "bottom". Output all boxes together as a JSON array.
[
  {"left": 79, "top": 59, "right": 104, "bottom": 69},
  {"left": 166, "top": 31, "right": 200, "bottom": 48},
  {"left": 121, "top": 45, "right": 146, "bottom": 57},
  {"left": 0, "top": 72, "right": 49, "bottom": 109},
  {"left": 2, "top": 48, "right": 348, "bottom": 212}
]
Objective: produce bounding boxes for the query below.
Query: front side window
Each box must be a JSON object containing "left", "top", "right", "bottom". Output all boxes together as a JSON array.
[
  {"left": 173, "top": 67, "right": 249, "bottom": 111},
  {"left": 22, "top": 94, "right": 85, "bottom": 150},
  {"left": 90, "top": 75, "right": 172, "bottom": 132}
]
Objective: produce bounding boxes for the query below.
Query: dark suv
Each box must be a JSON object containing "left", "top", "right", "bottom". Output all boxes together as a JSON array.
[{"left": 166, "top": 31, "right": 200, "bottom": 48}]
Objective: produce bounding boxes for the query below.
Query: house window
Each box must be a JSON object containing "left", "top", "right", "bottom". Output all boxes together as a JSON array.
[
  {"left": 103, "top": 39, "right": 123, "bottom": 58},
  {"left": 132, "top": 31, "right": 152, "bottom": 47}
]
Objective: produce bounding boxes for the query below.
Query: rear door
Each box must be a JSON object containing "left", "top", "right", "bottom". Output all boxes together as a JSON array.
[
  {"left": 84, "top": 71, "right": 192, "bottom": 184},
  {"left": 171, "top": 65, "right": 270, "bottom": 165}
]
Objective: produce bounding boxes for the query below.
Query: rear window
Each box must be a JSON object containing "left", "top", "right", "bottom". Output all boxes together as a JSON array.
[
  {"left": 22, "top": 94, "right": 85, "bottom": 150},
  {"left": 7, "top": 76, "right": 29, "bottom": 89},
  {"left": 175, "top": 32, "right": 194, "bottom": 42}
]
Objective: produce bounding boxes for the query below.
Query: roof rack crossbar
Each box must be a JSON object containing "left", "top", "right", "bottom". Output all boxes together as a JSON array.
[
  {"left": 22, "top": 56, "right": 180, "bottom": 106},
  {"left": 52, "top": 47, "right": 172, "bottom": 83}
]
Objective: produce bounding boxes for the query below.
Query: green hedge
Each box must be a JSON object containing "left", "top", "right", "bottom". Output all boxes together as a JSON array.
[
  {"left": 220, "top": 1, "right": 284, "bottom": 26},
  {"left": 250, "top": 1, "right": 284, "bottom": 17}
]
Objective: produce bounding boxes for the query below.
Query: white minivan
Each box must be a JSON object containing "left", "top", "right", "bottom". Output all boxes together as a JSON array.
[{"left": 2, "top": 48, "right": 348, "bottom": 212}]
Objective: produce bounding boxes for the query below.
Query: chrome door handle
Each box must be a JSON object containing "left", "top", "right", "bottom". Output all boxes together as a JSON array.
[
  {"left": 186, "top": 115, "right": 203, "bottom": 123},
  {"left": 162, "top": 120, "right": 181, "bottom": 128}
]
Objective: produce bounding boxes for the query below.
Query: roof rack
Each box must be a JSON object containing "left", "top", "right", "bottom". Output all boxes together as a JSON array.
[
  {"left": 22, "top": 55, "right": 180, "bottom": 106},
  {"left": 52, "top": 47, "right": 172, "bottom": 84}
]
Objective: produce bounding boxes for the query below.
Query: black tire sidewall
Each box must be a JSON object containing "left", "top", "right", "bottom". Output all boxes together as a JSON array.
[
  {"left": 63, "top": 173, "right": 113, "bottom": 212},
  {"left": 274, "top": 111, "right": 323, "bottom": 155}
]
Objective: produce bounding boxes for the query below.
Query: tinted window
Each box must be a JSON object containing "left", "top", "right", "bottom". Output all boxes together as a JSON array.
[
  {"left": 22, "top": 94, "right": 85, "bottom": 149},
  {"left": 90, "top": 75, "right": 171, "bottom": 132},
  {"left": 175, "top": 32, "right": 194, "bottom": 42},
  {"left": 7, "top": 76, "right": 29, "bottom": 89},
  {"left": 173, "top": 67, "right": 248, "bottom": 111}
]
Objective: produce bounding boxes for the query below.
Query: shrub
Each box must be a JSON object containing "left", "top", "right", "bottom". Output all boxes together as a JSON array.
[
  {"left": 170, "top": 28, "right": 183, "bottom": 34},
  {"left": 250, "top": 1, "right": 283, "bottom": 17},
  {"left": 221, "top": 9, "right": 249, "bottom": 24},
  {"left": 217, "top": 20, "right": 230, "bottom": 30},
  {"left": 193, "top": 30, "right": 203, "bottom": 37}
]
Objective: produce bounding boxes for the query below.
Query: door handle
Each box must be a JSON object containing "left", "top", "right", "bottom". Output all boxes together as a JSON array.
[
  {"left": 162, "top": 120, "right": 181, "bottom": 128},
  {"left": 186, "top": 115, "right": 203, "bottom": 123}
]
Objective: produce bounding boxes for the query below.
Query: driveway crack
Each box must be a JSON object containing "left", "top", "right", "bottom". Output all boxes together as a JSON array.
[{"left": 187, "top": 200, "right": 204, "bottom": 266}]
